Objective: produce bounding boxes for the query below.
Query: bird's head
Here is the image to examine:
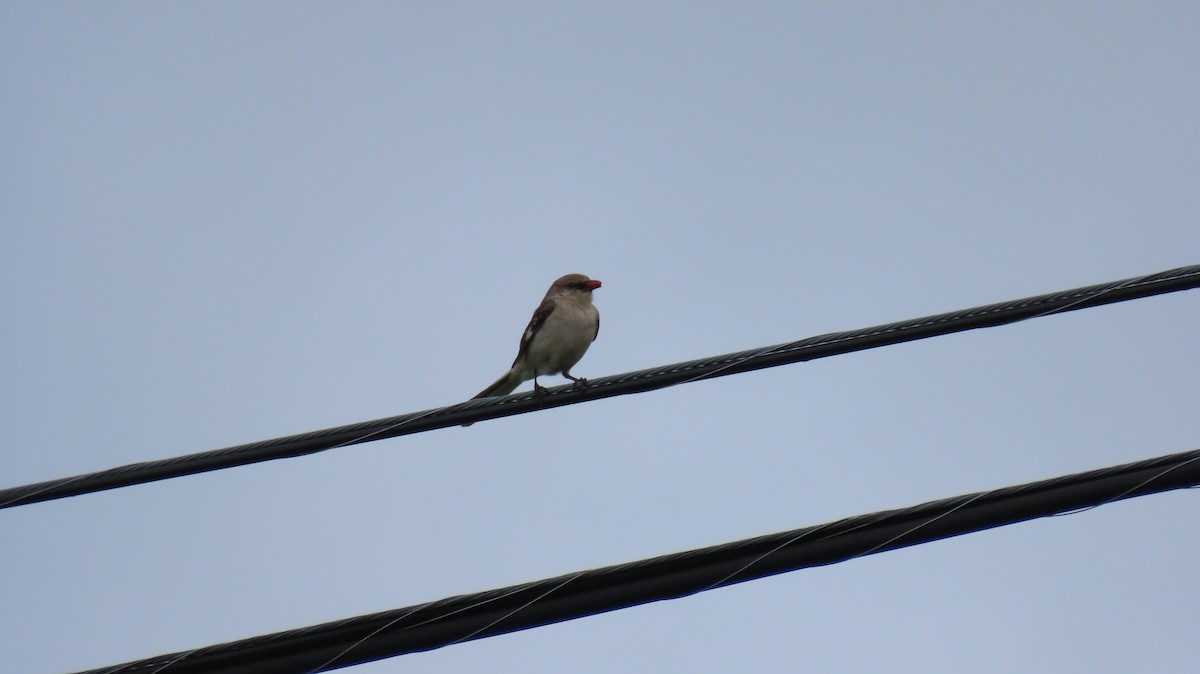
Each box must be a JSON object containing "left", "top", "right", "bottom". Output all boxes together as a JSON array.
[{"left": 551, "top": 273, "right": 602, "bottom": 300}]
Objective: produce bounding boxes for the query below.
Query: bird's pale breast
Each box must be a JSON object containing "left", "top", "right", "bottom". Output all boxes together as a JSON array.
[{"left": 525, "top": 302, "right": 597, "bottom": 375}]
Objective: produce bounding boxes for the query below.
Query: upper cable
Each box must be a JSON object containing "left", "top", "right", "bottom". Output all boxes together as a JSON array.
[{"left": 3, "top": 263, "right": 1198, "bottom": 510}]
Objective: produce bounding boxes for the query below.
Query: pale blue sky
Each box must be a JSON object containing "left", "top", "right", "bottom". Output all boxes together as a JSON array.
[{"left": 3, "top": 3, "right": 1198, "bottom": 673}]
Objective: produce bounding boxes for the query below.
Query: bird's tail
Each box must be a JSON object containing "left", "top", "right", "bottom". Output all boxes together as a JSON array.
[
  {"left": 472, "top": 369, "right": 522, "bottom": 399},
  {"left": 463, "top": 369, "right": 523, "bottom": 427}
]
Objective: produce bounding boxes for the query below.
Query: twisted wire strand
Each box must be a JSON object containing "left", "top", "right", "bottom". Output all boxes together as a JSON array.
[
  {"left": 4, "top": 264, "right": 1198, "bottom": 510},
  {"left": 75, "top": 447, "right": 1200, "bottom": 674}
]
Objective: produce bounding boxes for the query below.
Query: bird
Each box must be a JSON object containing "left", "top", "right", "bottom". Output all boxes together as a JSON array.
[{"left": 472, "top": 273, "right": 602, "bottom": 400}]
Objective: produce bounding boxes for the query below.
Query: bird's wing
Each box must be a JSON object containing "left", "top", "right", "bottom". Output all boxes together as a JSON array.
[
  {"left": 593, "top": 310, "right": 599, "bottom": 341},
  {"left": 512, "top": 297, "right": 556, "bottom": 367}
]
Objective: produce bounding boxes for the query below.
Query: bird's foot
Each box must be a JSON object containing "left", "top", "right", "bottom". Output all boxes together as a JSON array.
[{"left": 533, "top": 382, "right": 548, "bottom": 398}]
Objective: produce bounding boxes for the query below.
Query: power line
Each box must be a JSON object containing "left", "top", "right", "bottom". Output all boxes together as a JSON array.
[
  {"left": 72, "top": 447, "right": 1200, "bottom": 674},
  {"left": 3, "top": 263, "right": 1198, "bottom": 510}
]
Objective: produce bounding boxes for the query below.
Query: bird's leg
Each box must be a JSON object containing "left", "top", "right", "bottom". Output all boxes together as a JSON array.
[
  {"left": 533, "top": 371, "right": 548, "bottom": 397},
  {"left": 563, "top": 371, "right": 589, "bottom": 388}
]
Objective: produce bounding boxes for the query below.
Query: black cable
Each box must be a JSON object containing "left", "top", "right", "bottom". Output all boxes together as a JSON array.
[
  {"left": 72, "top": 447, "right": 1200, "bottom": 674},
  {"left": 3, "top": 264, "right": 1198, "bottom": 510}
]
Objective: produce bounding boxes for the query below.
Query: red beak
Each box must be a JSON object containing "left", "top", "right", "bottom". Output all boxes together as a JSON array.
[{"left": 586, "top": 280, "right": 602, "bottom": 290}]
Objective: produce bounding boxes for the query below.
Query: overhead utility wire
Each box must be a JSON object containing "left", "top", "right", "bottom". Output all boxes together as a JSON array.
[
  {"left": 74, "top": 447, "right": 1200, "bottom": 674},
  {"left": 4, "top": 263, "right": 1199, "bottom": 511}
]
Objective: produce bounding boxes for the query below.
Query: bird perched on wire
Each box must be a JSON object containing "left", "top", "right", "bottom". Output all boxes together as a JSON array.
[{"left": 472, "top": 273, "right": 602, "bottom": 400}]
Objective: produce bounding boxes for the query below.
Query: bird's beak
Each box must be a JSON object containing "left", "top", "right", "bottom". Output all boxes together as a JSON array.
[{"left": 586, "top": 280, "right": 602, "bottom": 290}]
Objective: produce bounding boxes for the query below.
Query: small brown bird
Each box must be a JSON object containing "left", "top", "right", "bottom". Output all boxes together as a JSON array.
[{"left": 473, "top": 273, "right": 602, "bottom": 399}]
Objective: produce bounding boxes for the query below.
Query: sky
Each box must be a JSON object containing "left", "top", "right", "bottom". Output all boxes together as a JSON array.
[{"left": 2, "top": 2, "right": 1198, "bottom": 672}]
